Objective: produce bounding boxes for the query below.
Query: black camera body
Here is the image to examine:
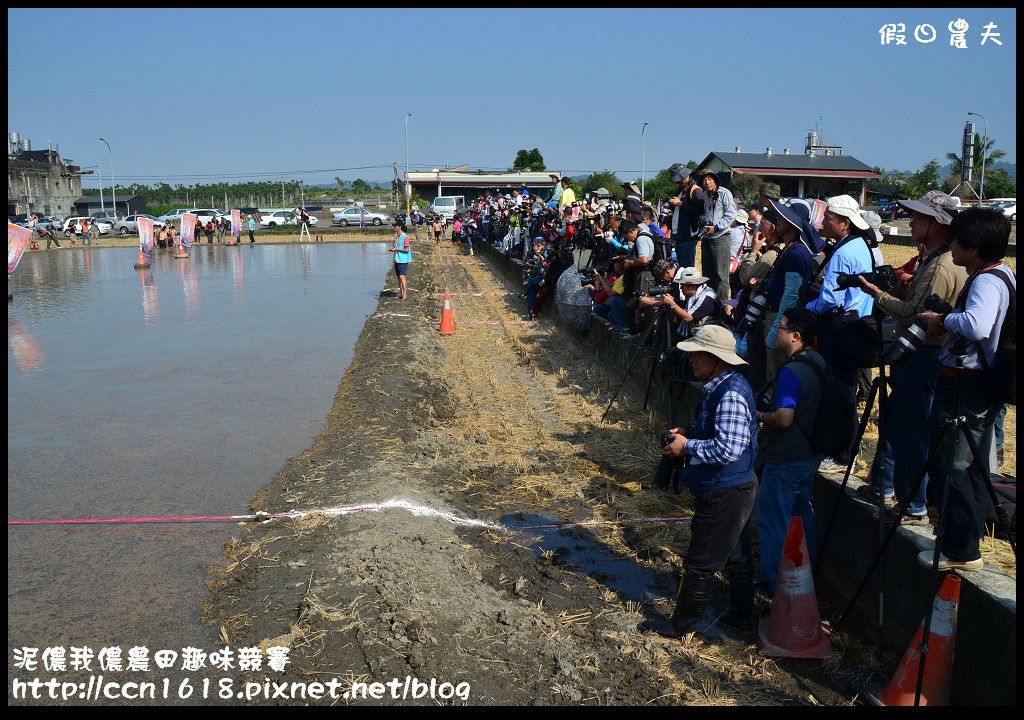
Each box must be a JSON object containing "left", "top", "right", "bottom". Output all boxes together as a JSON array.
[
  {"left": 835, "top": 265, "right": 898, "bottom": 293},
  {"left": 660, "top": 430, "right": 675, "bottom": 447},
  {"left": 755, "top": 393, "right": 773, "bottom": 414},
  {"left": 695, "top": 224, "right": 711, "bottom": 239}
]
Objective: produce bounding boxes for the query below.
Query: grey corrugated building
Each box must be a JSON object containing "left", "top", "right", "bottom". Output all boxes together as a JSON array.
[{"left": 696, "top": 137, "right": 880, "bottom": 205}]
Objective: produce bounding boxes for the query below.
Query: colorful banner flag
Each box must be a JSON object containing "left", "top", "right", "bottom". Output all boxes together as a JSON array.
[
  {"left": 8, "top": 222, "right": 32, "bottom": 276},
  {"left": 138, "top": 217, "right": 155, "bottom": 259},
  {"left": 810, "top": 200, "right": 827, "bottom": 231},
  {"left": 181, "top": 213, "right": 197, "bottom": 249},
  {"left": 231, "top": 209, "right": 241, "bottom": 239}
]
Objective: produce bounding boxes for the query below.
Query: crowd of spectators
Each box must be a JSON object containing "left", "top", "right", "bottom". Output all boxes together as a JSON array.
[{"left": 457, "top": 169, "right": 1014, "bottom": 634}]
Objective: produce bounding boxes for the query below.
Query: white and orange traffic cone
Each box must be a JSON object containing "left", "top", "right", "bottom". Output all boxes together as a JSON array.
[
  {"left": 439, "top": 294, "right": 456, "bottom": 335},
  {"left": 174, "top": 243, "right": 189, "bottom": 260},
  {"left": 133, "top": 250, "right": 150, "bottom": 270},
  {"left": 758, "top": 516, "right": 832, "bottom": 659},
  {"left": 864, "top": 573, "right": 960, "bottom": 706}
]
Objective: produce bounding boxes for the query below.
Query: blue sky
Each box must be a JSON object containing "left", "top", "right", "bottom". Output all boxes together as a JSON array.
[{"left": 8, "top": 8, "right": 1016, "bottom": 190}]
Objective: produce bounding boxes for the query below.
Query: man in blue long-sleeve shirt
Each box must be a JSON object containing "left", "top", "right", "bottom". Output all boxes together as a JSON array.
[{"left": 804, "top": 195, "right": 876, "bottom": 471}]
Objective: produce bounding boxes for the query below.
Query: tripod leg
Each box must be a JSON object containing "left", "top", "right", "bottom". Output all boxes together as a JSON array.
[
  {"left": 601, "top": 316, "right": 660, "bottom": 424},
  {"left": 818, "top": 376, "right": 882, "bottom": 562},
  {"left": 834, "top": 419, "right": 955, "bottom": 632}
]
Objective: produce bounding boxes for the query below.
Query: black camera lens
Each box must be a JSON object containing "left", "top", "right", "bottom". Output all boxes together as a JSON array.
[
  {"left": 884, "top": 318, "right": 929, "bottom": 365},
  {"left": 737, "top": 292, "right": 769, "bottom": 335}
]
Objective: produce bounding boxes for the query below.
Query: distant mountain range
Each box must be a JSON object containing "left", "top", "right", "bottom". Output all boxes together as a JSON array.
[{"left": 934, "top": 160, "right": 1015, "bottom": 182}]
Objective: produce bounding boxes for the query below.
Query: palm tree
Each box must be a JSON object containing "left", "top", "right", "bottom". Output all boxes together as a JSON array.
[{"left": 946, "top": 135, "right": 1006, "bottom": 199}]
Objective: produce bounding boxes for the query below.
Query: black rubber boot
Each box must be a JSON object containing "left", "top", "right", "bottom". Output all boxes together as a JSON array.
[
  {"left": 644, "top": 575, "right": 713, "bottom": 638},
  {"left": 720, "top": 569, "right": 755, "bottom": 632}
]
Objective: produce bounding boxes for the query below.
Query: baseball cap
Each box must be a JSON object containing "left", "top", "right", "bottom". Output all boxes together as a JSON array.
[{"left": 668, "top": 163, "right": 692, "bottom": 183}]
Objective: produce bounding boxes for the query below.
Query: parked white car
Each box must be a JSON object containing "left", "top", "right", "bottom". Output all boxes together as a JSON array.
[
  {"left": 156, "top": 208, "right": 223, "bottom": 226},
  {"left": 62, "top": 217, "right": 112, "bottom": 237},
  {"left": 257, "top": 210, "right": 318, "bottom": 228}
]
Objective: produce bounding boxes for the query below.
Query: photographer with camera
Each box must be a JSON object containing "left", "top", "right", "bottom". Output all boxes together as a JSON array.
[
  {"left": 666, "top": 164, "right": 706, "bottom": 268},
  {"left": 644, "top": 325, "right": 758, "bottom": 637},
  {"left": 856, "top": 191, "right": 967, "bottom": 525},
  {"left": 803, "top": 196, "right": 876, "bottom": 443},
  {"left": 640, "top": 266, "right": 724, "bottom": 342},
  {"left": 697, "top": 170, "right": 738, "bottom": 307},
  {"left": 733, "top": 211, "right": 782, "bottom": 393},
  {"left": 617, "top": 218, "right": 656, "bottom": 300},
  {"left": 754, "top": 307, "right": 827, "bottom": 600},
  {"left": 592, "top": 256, "right": 630, "bottom": 331},
  {"left": 763, "top": 199, "right": 819, "bottom": 382},
  {"left": 914, "top": 207, "right": 1015, "bottom": 572}
]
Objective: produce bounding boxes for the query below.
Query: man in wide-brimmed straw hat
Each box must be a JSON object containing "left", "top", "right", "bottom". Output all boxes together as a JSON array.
[{"left": 643, "top": 324, "right": 758, "bottom": 638}]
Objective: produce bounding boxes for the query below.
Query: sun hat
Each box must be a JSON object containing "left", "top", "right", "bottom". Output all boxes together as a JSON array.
[
  {"left": 673, "top": 266, "right": 708, "bottom": 285},
  {"left": 896, "top": 190, "right": 960, "bottom": 226},
  {"left": 676, "top": 324, "right": 746, "bottom": 366},
  {"left": 698, "top": 169, "right": 721, "bottom": 185},
  {"left": 860, "top": 210, "right": 884, "bottom": 244},
  {"left": 734, "top": 209, "right": 749, "bottom": 226},
  {"left": 826, "top": 194, "right": 870, "bottom": 230},
  {"left": 668, "top": 163, "right": 693, "bottom": 183},
  {"left": 622, "top": 181, "right": 641, "bottom": 195},
  {"left": 759, "top": 183, "right": 782, "bottom": 201},
  {"left": 769, "top": 199, "right": 824, "bottom": 254}
]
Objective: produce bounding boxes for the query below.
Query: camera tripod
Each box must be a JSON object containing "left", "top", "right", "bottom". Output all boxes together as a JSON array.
[
  {"left": 601, "top": 303, "right": 680, "bottom": 423},
  {"left": 832, "top": 359, "right": 1015, "bottom": 705}
]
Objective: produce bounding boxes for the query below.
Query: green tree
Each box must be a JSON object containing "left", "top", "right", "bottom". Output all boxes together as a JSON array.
[
  {"left": 511, "top": 149, "right": 545, "bottom": 171},
  {"left": 976, "top": 168, "right": 1016, "bottom": 200},
  {"left": 728, "top": 174, "right": 764, "bottom": 207},
  {"left": 580, "top": 171, "right": 621, "bottom": 197},
  {"left": 906, "top": 160, "right": 942, "bottom": 199},
  {"left": 351, "top": 179, "right": 373, "bottom": 194}
]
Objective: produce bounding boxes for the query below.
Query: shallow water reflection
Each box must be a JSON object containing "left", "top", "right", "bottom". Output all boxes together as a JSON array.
[{"left": 8, "top": 243, "right": 393, "bottom": 699}]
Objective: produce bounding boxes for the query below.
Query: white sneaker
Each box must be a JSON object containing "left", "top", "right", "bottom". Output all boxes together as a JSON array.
[{"left": 818, "top": 457, "right": 847, "bottom": 474}]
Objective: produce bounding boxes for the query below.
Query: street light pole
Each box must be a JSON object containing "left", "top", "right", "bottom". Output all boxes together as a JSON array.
[
  {"left": 99, "top": 138, "right": 115, "bottom": 217},
  {"left": 967, "top": 112, "right": 988, "bottom": 201},
  {"left": 405, "top": 112, "right": 412, "bottom": 217},
  {"left": 641, "top": 121, "right": 649, "bottom": 200}
]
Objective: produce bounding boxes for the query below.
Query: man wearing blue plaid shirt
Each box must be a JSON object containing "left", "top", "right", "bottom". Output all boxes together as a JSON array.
[{"left": 644, "top": 324, "right": 759, "bottom": 638}]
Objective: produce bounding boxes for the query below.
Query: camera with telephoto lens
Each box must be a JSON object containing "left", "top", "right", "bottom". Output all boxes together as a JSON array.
[
  {"left": 658, "top": 199, "right": 675, "bottom": 223},
  {"left": 835, "top": 265, "right": 898, "bottom": 293},
  {"left": 647, "top": 284, "right": 672, "bottom": 296},
  {"left": 653, "top": 431, "right": 685, "bottom": 492},
  {"left": 883, "top": 294, "right": 954, "bottom": 366},
  {"left": 736, "top": 290, "right": 769, "bottom": 335}
]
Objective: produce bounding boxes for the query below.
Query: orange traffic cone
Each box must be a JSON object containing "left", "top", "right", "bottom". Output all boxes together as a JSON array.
[
  {"left": 865, "top": 574, "right": 960, "bottom": 706},
  {"left": 174, "top": 243, "right": 189, "bottom": 260},
  {"left": 133, "top": 250, "right": 150, "bottom": 269},
  {"left": 758, "top": 516, "right": 832, "bottom": 659},
  {"left": 439, "top": 294, "right": 456, "bottom": 335}
]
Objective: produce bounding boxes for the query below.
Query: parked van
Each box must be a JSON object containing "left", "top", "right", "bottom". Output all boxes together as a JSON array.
[{"left": 430, "top": 196, "right": 466, "bottom": 220}]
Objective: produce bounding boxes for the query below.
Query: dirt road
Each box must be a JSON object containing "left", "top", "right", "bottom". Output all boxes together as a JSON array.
[{"left": 201, "top": 240, "right": 879, "bottom": 706}]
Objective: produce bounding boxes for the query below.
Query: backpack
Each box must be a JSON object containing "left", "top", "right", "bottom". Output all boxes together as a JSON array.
[
  {"left": 974, "top": 268, "right": 1016, "bottom": 406},
  {"left": 790, "top": 353, "right": 858, "bottom": 462},
  {"left": 985, "top": 474, "right": 1016, "bottom": 541}
]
